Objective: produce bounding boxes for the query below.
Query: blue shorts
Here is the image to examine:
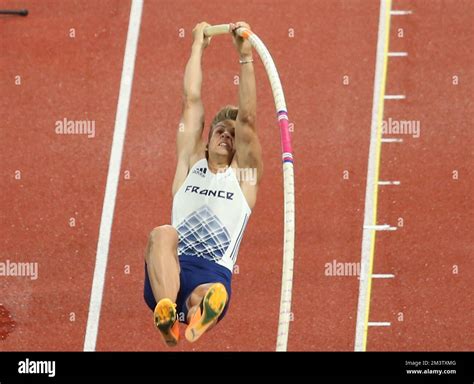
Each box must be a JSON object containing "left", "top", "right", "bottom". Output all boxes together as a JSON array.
[{"left": 144, "top": 254, "right": 232, "bottom": 324}]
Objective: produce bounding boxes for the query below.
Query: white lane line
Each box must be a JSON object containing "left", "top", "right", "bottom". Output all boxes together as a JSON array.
[
  {"left": 381, "top": 137, "right": 403, "bottom": 143},
  {"left": 388, "top": 52, "right": 408, "bottom": 57},
  {"left": 83, "top": 0, "right": 143, "bottom": 352},
  {"left": 368, "top": 322, "right": 391, "bottom": 326},
  {"left": 372, "top": 274, "right": 395, "bottom": 279},
  {"left": 384, "top": 94, "right": 406, "bottom": 100},
  {"left": 378, "top": 180, "right": 400, "bottom": 185},
  {"left": 390, "top": 10, "right": 412, "bottom": 15},
  {"left": 363, "top": 224, "right": 397, "bottom": 231},
  {"left": 355, "top": 0, "right": 392, "bottom": 352}
]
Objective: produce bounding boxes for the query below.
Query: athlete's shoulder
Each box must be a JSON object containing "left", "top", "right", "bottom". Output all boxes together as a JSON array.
[{"left": 189, "top": 154, "right": 207, "bottom": 171}]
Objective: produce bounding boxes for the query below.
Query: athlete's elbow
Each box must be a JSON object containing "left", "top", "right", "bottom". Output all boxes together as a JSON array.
[
  {"left": 237, "top": 113, "right": 256, "bottom": 128},
  {"left": 182, "top": 92, "right": 201, "bottom": 105}
]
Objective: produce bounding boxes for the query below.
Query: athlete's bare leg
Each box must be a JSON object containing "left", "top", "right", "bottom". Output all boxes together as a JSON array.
[{"left": 145, "top": 225, "right": 180, "bottom": 303}]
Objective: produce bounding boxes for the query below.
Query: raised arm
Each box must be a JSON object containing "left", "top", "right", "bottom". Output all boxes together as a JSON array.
[
  {"left": 231, "top": 22, "right": 263, "bottom": 185},
  {"left": 172, "top": 22, "right": 210, "bottom": 195}
]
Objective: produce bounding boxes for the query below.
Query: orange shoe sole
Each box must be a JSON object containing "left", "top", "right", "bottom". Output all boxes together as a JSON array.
[
  {"left": 154, "top": 298, "right": 179, "bottom": 347},
  {"left": 185, "top": 283, "right": 228, "bottom": 343}
]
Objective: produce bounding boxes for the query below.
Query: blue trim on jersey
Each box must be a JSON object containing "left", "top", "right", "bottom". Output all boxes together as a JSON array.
[{"left": 229, "top": 213, "right": 249, "bottom": 263}]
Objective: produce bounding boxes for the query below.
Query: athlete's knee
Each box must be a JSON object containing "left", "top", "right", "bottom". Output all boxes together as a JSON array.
[{"left": 149, "top": 225, "right": 178, "bottom": 245}]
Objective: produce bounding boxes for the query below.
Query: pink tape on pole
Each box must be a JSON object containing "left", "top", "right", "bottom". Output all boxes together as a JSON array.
[{"left": 278, "top": 111, "right": 293, "bottom": 162}]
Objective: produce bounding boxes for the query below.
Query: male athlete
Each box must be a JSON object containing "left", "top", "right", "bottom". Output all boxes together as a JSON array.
[{"left": 143, "top": 21, "right": 263, "bottom": 346}]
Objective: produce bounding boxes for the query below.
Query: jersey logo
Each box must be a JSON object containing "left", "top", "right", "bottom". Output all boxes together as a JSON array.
[
  {"left": 192, "top": 167, "right": 207, "bottom": 178},
  {"left": 184, "top": 185, "right": 234, "bottom": 200}
]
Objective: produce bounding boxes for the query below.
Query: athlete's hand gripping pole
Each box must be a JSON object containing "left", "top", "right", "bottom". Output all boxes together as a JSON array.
[{"left": 203, "top": 24, "right": 231, "bottom": 37}]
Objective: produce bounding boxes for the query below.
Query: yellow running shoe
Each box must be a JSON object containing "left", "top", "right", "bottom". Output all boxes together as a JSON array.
[
  {"left": 185, "top": 283, "right": 228, "bottom": 343},
  {"left": 154, "top": 298, "right": 179, "bottom": 347}
]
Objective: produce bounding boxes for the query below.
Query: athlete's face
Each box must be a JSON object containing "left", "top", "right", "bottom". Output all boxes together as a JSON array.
[{"left": 208, "top": 120, "right": 236, "bottom": 158}]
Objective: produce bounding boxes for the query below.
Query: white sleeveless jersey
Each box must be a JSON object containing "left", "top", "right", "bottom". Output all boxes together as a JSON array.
[{"left": 171, "top": 158, "right": 251, "bottom": 272}]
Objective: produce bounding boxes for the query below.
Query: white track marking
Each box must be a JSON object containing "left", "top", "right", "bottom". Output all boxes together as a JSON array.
[
  {"left": 372, "top": 274, "right": 395, "bottom": 279},
  {"left": 384, "top": 94, "right": 406, "bottom": 100},
  {"left": 355, "top": 0, "right": 392, "bottom": 352},
  {"left": 378, "top": 180, "right": 400, "bottom": 185},
  {"left": 368, "top": 322, "right": 391, "bottom": 326},
  {"left": 363, "top": 224, "right": 397, "bottom": 231},
  {"left": 390, "top": 10, "right": 412, "bottom": 15},
  {"left": 381, "top": 137, "right": 403, "bottom": 143},
  {"left": 83, "top": 0, "right": 143, "bottom": 352},
  {"left": 388, "top": 52, "right": 408, "bottom": 57}
]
